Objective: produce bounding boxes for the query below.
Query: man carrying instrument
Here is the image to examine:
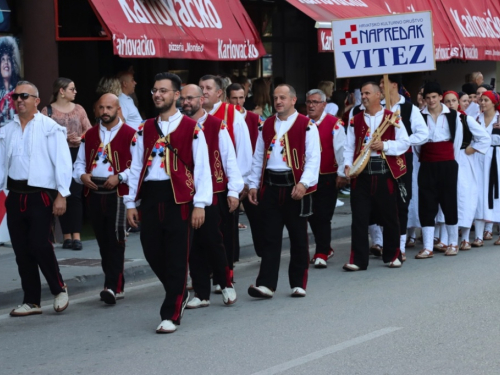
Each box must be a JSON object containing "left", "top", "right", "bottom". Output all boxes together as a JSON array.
[
  {"left": 343, "top": 82, "right": 410, "bottom": 271},
  {"left": 74, "top": 93, "right": 136, "bottom": 305},
  {"left": 305, "top": 89, "right": 347, "bottom": 268}
]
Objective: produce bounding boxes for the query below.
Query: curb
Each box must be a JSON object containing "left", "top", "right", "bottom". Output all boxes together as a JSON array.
[{"left": 0, "top": 225, "right": 351, "bottom": 310}]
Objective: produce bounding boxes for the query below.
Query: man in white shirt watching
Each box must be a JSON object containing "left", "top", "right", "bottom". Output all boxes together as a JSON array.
[{"left": 118, "top": 71, "right": 143, "bottom": 130}]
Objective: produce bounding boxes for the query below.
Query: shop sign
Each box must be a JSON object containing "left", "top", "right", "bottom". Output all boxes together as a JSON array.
[{"left": 332, "top": 11, "right": 435, "bottom": 78}]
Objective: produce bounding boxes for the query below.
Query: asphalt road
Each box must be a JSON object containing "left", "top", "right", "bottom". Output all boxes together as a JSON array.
[{"left": 2, "top": 237, "right": 500, "bottom": 375}]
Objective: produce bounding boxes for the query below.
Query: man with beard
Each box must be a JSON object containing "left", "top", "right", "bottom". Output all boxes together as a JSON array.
[
  {"left": 125, "top": 73, "right": 212, "bottom": 334},
  {"left": 181, "top": 84, "right": 242, "bottom": 308},
  {"left": 247, "top": 84, "right": 320, "bottom": 298},
  {"left": 73, "top": 93, "right": 136, "bottom": 304},
  {"left": 199, "top": 75, "right": 252, "bottom": 284}
]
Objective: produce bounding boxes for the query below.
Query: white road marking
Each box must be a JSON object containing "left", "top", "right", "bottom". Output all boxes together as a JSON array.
[{"left": 250, "top": 327, "right": 402, "bottom": 375}]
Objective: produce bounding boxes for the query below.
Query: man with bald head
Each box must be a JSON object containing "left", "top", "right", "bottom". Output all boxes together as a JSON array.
[
  {"left": 0, "top": 80, "right": 72, "bottom": 317},
  {"left": 180, "top": 84, "right": 242, "bottom": 308},
  {"left": 73, "top": 93, "right": 137, "bottom": 305}
]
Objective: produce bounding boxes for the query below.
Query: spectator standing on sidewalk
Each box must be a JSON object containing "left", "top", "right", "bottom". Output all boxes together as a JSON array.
[
  {"left": 118, "top": 71, "right": 142, "bottom": 130},
  {"left": 0, "top": 81, "right": 72, "bottom": 316},
  {"left": 41, "top": 77, "right": 92, "bottom": 251},
  {"left": 73, "top": 94, "right": 136, "bottom": 305}
]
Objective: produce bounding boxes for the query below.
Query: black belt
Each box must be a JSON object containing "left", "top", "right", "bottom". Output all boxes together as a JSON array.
[
  {"left": 264, "top": 170, "right": 295, "bottom": 187},
  {"left": 7, "top": 177, "right": 58, "bottom": 201},
  {"left": 362, "top": 157, "right": 389, "bottom": 175},
  {"left": 90, "top": 176, "right": 117, "bottom": 194},
  {"left": 488, "top": 145, "right": 499, "bottom": 209}
]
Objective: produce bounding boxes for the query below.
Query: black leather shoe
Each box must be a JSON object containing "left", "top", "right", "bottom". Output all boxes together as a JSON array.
[
  {"left": 62, "top": 239, "right": 73, "bottom": 249},
  {"left": 72, "top": 240, "right": 83, "bottom": 251}
]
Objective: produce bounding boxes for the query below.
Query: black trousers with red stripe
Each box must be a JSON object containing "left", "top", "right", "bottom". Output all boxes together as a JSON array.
[
  {"left": 190, "top": 191, "right": 232, "bottom": 300},
  {"left": 87, "top": 191, "right": 126, "bottom": 294},
  {"left": 308, "top": 173, "right": 338, "bottom": 259},
  {"left": 6, "top": 191, "right": 65, "bottom": 306},
  {"left": 255, "top": 184, "right": 309, "bottom": 291},
  {"left": 139, "top": 181, "right": 191, "bottom": 324},
  {"left": 350, "top": 171, "right": 401, "bottom": 269}
]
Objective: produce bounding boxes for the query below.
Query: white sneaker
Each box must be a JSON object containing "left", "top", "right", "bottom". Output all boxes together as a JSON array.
[
  {"left": 10, "top": 303, "right": 42, "bottom": 317},
  {"left": 213, "top": 284, "right": 222, "bottom": 294},
  {"left": 156, "top": 320, "right": 177, "bottom": 334},
  {"left": 336, "top": 199, "right": 344, "bottom": 207},
  {"left": 314, "top": 258, "right": 327, "bottom": 268},
  {"left": 247, "top": 285, "right": 274, "bottom": 298},
  {"left": 54, "top": 285, "right": 69, "bottom": 312},
  {"left": 100, "top": 289, "right": 116, "bottom": 305},
  {"left": 388, "top": 258, "right": 402, "bottom": 268},
  {"left": 116, "top": 292, "right": 125, "bottom": 300},
  {"left": 186, "top": 297, "right": 210, "bottom": 309},
  {"left": 221, "top": 287, "right": 237, "bottom": 305},
  {"left": 291, "top": 287, "right": 306, "bottom": 297}
]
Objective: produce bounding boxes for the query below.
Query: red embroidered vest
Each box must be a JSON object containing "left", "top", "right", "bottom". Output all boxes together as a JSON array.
[
  {"left": 352, "top": 109, "right": 406, "bottom": 179},
  {"left": 136, "top": 116, "right": 197, "bottom": 204},
  {"left": 199, "top": 114, "right": 228, "bottom": 195},
  {"left": 261, "top": 114, "right": 317, "bottom": 194},
  {"left": 317, "top": 113, "right": 341, "bottom": 174},
  {"left": 243, "top": 110, "right": 260, "bottom": 154},
  {"left": 213, "top": 102, "right": 236, "bottom": 146},
  {"left": 83, "top": 123, "right": 136, "bottom": 197}
]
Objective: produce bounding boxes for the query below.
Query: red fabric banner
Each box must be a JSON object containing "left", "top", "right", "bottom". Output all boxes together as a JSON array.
[{"left": 89, "top": 0, "right": 266, "bottom": 60}]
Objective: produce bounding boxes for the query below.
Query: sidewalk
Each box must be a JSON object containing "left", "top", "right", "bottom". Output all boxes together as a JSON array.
[{"left": 0, "top": 198, "right": 352, "bottom": 310}]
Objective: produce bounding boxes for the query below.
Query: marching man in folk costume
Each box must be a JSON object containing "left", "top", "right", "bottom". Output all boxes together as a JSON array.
[
  {"left": 440, "top": 91, "right": 490, "bottom": 250},
  {"left": 247, "top": 84, "right": 320, "bottom": 298},
  {"left": 199, "top": 75, "right": 252, "bottom": 280},
  {"left": 473, "top": 91, "right": 500, "bottom": 246},
  {"left": 0, "top": 81, "right": 72, "bottom": 316},
  {"left": 226, "top": 82, "right": 264, "bottom": 257},
  {"left": 125, "top": 73, "right": 212, "bottom": 334},
  {"left": 180, "top": 84, "right": 243, "bottom": 308},
  {"left": 415, "top": 82, "right": 467, "bottom": 259},
  {"left": 375, "top": 75, "right": 429, "bottom": 261},
  {"left": 305, "top": 88, "right": 347, "bottom": 268},
  {"left": 343, "top": 82, "right": 410, "bottom": 271},
  {"left": 73, "top": 94, "right": 136, "bottom": 305}
]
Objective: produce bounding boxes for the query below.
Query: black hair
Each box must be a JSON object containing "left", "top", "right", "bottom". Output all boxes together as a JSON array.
[
  {"left": 387, "top": 74, "right": 402, "bottom": 90},
  {"left": 423, "top": 82, "right": 443, "bottom": 97},
  {"left": 199, "top": 74, "right": 223, "bottom": 91},
  {"left": 154, "top": 72, "right": 181, "bottom": 91},
  {"left": 461, "top": 83, "right": 478, "bottom": 95},
  {"left": 226, "top": 83, "right": 244, "bottom": 98}
]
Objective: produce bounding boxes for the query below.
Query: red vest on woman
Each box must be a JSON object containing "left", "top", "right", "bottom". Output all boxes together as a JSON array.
[
  {"left": 317, "top": 113, "right": 342, "bottom": 174},
  {"left": 213, "top": 102, "right": 236, "bottom": 146},
  {"left": 83, "top": 123, "right": 136, "bottom": 197},
  {"left": 352, "top": 109, "right": 406, "bottom": 179},
  {"left": 260, "top": 113, "right": 317, "bottom": 194},
  {"left": 136, "top": 116, "right": 197, "bottom": 204},
  {"left": 243, "top": 109, "right": 261, "bottom": 153},
  {"left": 199, "top": 114, "right": 228, "bottom": 194}
]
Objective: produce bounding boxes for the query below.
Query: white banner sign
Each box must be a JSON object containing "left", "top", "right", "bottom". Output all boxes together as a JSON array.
[{"left": 332, "top": 11, "right": 435, "bottom": 78}]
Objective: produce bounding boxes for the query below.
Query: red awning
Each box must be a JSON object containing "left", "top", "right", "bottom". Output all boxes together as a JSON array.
[
  {"left": 88, "top": 0, "right": 266, "bottom": 60},
  {"left": 440, "top": 0, "right": 500, "bottom": 60},
  {"left": 286, "top": 0, "right": 389, "bottom": 22}
]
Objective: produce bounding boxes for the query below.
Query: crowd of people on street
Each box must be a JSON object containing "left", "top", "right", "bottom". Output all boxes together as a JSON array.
[{"left": 2, "top": 68, "right": 500, "bottom": 334}]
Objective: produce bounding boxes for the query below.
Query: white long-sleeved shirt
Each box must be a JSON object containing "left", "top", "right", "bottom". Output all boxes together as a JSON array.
[
  {"left": 311, "top": 111, "right": 346, "bottom": 177},
  {"left": 198, "top": 111, "right": 244, "bottom": 198},
  {"left": 124, "top": 111, "right": 212, "bottom": 209},
  {"left": 343, "top": 108, "right": 410, "bottom": 169},
  {"left": 0, "top": 112, "right": 72, "bottom": 197},
  {"left": 209, "top": 101, "right": 253, "bottom": 183},
  {"left": 119, "top": 93, "right": 143, "bottom": 131},
  {"left": 73, "top": 120, "right": 134, "bottom": 184},
  {"left": 465, "top": 101, "right": 480, "bottom": 119},
  {"left": 382, "top": 95, "right": 428, "bottom": 146},
  {"left": 248, "top": 111, "right": 320, "bottom": 189}
]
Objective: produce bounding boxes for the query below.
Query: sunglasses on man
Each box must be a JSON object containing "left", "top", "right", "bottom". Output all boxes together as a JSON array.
[{"left": 12, "top": 93, "right": 38, "bottom": 100}]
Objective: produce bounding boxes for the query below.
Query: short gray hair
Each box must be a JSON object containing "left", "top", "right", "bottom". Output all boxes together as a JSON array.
[
  {"left": 16, "top": 80, "right": 39, "bottom": 97},
  {"left": 306, "top": 89, "right": 326, "bottom": 102}
]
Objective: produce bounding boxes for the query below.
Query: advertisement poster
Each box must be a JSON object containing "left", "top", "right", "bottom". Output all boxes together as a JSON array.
[{"left": 0, "top": 36, "right": 21, "bottom": 127}]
